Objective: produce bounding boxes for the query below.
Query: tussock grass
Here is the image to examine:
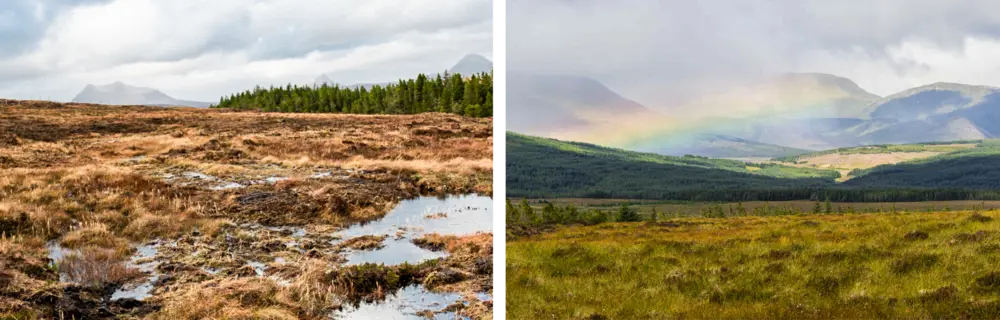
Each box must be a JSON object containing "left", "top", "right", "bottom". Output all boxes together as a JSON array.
[
  {"left": 1, "top": 101, "right": 493, "bottom": 318},
  {"left": 285, "top": 259, "right": 343, "bottom": 317},
  {"left": 58, "top": 247, "right": 140, "bottom": 288},
  {"left": 153, "top": 278, "right": 299, "bottom": 320},
  {"left": 508, "top": 210, "right": 1000, "bottom": 319}
]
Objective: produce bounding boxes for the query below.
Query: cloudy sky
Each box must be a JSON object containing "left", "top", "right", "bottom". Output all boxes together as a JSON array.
[
  {"left": 0, "top": 0, "right": 492, "bottom": 102},
  {"left": 509, "top": 0, "right": 1000, "bottom": 108}
]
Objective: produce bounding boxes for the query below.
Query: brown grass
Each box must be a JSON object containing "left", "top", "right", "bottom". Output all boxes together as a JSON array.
[
  {"left": 153, "top": 278, "right": 299, "bottom": 320},
  {"left": 0, "top": 100, "right": 493, "bottom": 318},
  {"left": 59, "top": 247, "right": 140, "bottom": 288},
  {"left": 338, "top": 235, "right": 388, "bottom": 251},
  {"left": 284, "top": 259, "right": 343, "bottom": 316}
]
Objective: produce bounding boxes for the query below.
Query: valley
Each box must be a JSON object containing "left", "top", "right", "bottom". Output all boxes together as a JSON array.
[{"left": 0, "top": 100, "right": 494, "bottom": 319}]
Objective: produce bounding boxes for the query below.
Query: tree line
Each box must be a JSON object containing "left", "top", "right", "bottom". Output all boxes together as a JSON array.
[
  {"left": 214, "top": 71, "right": 492, "bottom": 117},
  {"left": 506, "top": 198, "right": 999, "bottom": 228}
]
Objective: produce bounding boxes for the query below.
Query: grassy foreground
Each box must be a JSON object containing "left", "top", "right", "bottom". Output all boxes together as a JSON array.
[{"left": 508, "top": 210, "right": 1000, "bottom": 319}]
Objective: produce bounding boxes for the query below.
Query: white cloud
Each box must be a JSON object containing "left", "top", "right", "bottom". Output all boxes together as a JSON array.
[
  {"left": 0, "top": 0, "right": 492, "bottom": 102},
  {"left": 794, "top": 37, "right": 1000, "bottom": 96}
]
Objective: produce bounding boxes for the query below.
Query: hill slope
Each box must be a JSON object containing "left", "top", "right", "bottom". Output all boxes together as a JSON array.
[
  {"left": 843, "top": 141, "right": 1000, "bottom": 189},
  {"left": 506, "top": 132, "right": 838, "bottom": 200},
  {"left": 72, "top": 82, "right": 211, "bottom": 108},
  {"left": 629, "top": 134, "right": 811, "bottom": 158}
]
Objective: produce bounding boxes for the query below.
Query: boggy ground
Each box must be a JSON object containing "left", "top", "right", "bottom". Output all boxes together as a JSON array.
[
  {"left": 0, "top": 100, "right": 493, "bottom": 319},
  {"left": 508, "top": 209, "right": 1000, "bottom": 319}
]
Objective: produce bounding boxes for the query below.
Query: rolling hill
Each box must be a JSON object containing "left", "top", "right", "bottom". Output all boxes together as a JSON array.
[
  {"left": 841, "top": 140, "right": 1000, "bottom": 189},
  {"left": 71, "top": 82, "right": 211, "bottom": 108},
  {"left": 628, "top": 133, "right": 811, "bottom": 158},
  {"left": 508, "top": 132, "right": 1000, "bottom": 201},
  {"left": 506, "top": 132, "right": 838, "bottom": 200}
]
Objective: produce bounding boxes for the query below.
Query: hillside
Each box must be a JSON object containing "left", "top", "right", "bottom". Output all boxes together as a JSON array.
[
  {"left": 629, "top": 133, "right": 811, "bottom": 158},
  {"left": 72, "top": 82, "right": 211, "bottom": 108},
  {"left": 506, "top": 132, "right": 838, "bottom": 200},
  {"left": 843, "top": 140, "right": 1000, "bottom": 189}
]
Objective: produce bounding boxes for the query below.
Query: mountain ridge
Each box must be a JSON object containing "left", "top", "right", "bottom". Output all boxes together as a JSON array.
[{"left": 71, "top": 82, "right": 211, "bottom": 108}]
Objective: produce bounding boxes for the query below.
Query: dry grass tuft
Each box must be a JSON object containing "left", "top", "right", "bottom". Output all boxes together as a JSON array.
[
  {"left": 59, "top": 247, "right": 140, "bottom": 288},
  {"left": 60, "top": 223, "right": 129, "bottom": 252},
  {"left": 283, "top": 259, "right": 342, "bottom": 316},
  {"left": 154, "top": 278, "right": 298, "bottom": 320}
]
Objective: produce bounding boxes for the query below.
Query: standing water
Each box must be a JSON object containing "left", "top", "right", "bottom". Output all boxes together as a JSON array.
[
  {"left": 331, "top": 194, "right": 492, "bottom": 319},
  {"left": 334, "top": 194, "right": 492, "bottom": 265},
  {"left": 331, "top": 285, "right": 467, "bottom": 320}
]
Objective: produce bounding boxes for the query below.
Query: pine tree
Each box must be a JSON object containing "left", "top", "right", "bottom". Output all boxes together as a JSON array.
[
  {"left": 482, "top": 91, "right": 493, "bottom": 117},
  {"left": 617, "top": 203, "right": 641, "bottom": 222},
  {"left": 519, "top": 199, "right": 534, "bottom": 225}
]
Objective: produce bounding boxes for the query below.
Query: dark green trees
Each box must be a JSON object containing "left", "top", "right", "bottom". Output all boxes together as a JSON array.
[
  {"left": 616, "top": 204, "right": 642, "bottom": 222},
  {"left": 214, "top": 71, "right": 493, "bottom": 118}
]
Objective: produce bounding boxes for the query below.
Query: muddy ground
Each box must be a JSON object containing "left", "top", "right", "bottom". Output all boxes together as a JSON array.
[{"left": 0, "top": 100, "right": 493, "bottom": 319}]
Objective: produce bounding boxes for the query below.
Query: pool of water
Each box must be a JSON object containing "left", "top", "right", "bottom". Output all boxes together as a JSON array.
[
  {"left": 331, "top": 285, "right": 467, "bottom": 320},
  {"left": 211, "top": 182, "right": 245, "bottom": 190},
  {"left": 344, "top": 239, "right": 448, "bottom": 265},
  {"left": 46, "top": 241, "right": 75, "bottom": 267},
  {"left": 111, "top": 242, "right": 162, "bottom": 301},
  {"left": 334, "top": 195, "right": 492, "bottom": 266}
]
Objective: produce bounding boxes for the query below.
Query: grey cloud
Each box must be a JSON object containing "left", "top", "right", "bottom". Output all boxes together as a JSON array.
[
  {"left": 245, "top": 2, "right": 491, "bottom": 61},
  {"left": 0, "top": 0, "right": 491, "bottom": 102},
  {"left": 509, "top": 0, "right": 1000, "bottom": 105},
  {"left": 0, "top": 0, "right": 111, "bottom": 58}
]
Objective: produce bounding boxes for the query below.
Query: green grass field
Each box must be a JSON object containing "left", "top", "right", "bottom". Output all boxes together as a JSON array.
[{"left": 508, "top": 210, "right": 1000, "bottom": 319}]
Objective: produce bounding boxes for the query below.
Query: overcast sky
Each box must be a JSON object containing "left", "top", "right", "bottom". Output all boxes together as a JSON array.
[
  {"left": 509, "top": 0, "right": 1000, "bottom": 107},
  {"left": 0, "top": 0, "right": 492, "bottom": 102}
]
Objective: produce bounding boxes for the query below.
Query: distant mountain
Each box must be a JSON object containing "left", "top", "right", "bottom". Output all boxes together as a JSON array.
[
  {"left": 507, "top": 72, "right": 662, "bottom": 136},
  {"left": 314, "top": 53, "right": 492, "bottom": 90},
  {"left": 672, "top": 73, "right": 881, "bottom": 120},
  {"left": 507, "top": 72, "right": 810, "bottom": 158},
  {"left": 864, "top": 82, "right": 998, "bottom": 121},
  {"left": 72, "top": 82, "right": 211, "bottom": 108},
  {"left": 314, "top": 75, "right": 337, "bottom": 87},
  {"left": 696, "top": 81, "right": 1000, "bottom": 150},
  {"left": 449, "top": 54, "right": 493, "bottom": 75},
  {"left": 847, "top": 83, "right": 1000, "bottom": 144}
]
